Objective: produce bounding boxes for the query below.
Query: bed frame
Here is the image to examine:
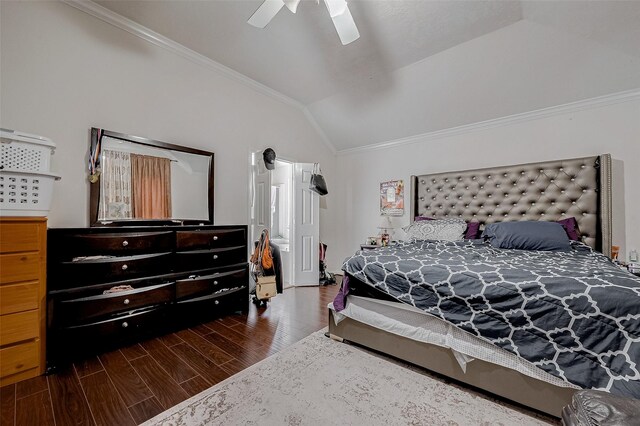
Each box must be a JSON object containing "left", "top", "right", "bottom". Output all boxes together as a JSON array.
[{"left": 329, "top": 154, "right": 613, "bottom": 418}]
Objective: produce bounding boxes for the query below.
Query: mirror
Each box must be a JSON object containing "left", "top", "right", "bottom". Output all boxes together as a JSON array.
[{"left": 89, "top": 128, "right": 214, "bottom": 226}]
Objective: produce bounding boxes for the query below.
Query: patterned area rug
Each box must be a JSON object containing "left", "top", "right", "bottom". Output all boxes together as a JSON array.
[{"left": 142, "top": 330, "right": 553, "bottom": 425}]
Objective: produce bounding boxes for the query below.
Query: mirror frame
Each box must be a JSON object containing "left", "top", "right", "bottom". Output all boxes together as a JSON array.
[{"left": 89, "top": 127, "right": 214, "bottom": 227}]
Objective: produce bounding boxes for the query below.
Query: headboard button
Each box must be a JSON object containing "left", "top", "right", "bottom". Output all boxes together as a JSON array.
[
  {"left": 504, "top": 214, "right": 508, "bottom": 217},
  {"left": 571, "top": 178, "right": 575, "bottom": 182},
  {"left": 420, "top": 197, "right": 425, "bottom": 201},
  {"left": 550, "top": 179, "right": 555, "bottom": 183},
  {"left": 503, "top": 173, "right": 508, "bottom": 177},
  {"left": 541, "top": 213, "right": 545, "bottom": 216},
  {"left": 488, "top": 194, "right": 492, "bottom": 198},
  {"left": 581, "top": 165, "right": 586, "bottom": 168},
  {"left": 572, "top": 201, "right": 576, "bottom": 205},
  {"left": 421, "top": 180, "right": 426, "bottom": 184},
  {"left": 445, "top": 178, "right": 449, "bottom": 182},
  {"left": 559, "top": 168, "right": 563, "bottom": 172},
  {"left": 479, "top": 186, "right": 484, "bottom": 189},
  {"left": 582, "top": 189, "right": 587, "bottom": 193}
]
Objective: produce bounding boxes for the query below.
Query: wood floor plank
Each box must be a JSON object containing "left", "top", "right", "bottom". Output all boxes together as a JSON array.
[
  {"left": 140, "top": 339, "right": 197, "bottom": 384},
  {"left": 15, "top": 391, "right": 55, "bottom": 426},
  {"left": 174, "top": 329, "right": 234, "bottom": 365},
  {"left": 73, "top": 356, "right": 104, "bottom": 378},
  {"left": 80, "top": 371, "right": 135, "bottom": 426},
  {"left": 190, "top": 323, "right": 213, "bottom": 337},
  {"left": 157, "top": 333, "right": 183, "bottom": 347},
  {"left": 99, "top": 350, "right": 153, "bottom": 407},
  {"left": 15, "top": 376, "right": 48, "bottom": 400},
  {"left": 170, "top": 343, "right": 231, "bottom": 387},
  {"left": 119, "top": 343, "right": 147, "bottom": 361},
  {"left": 219, "top": 358, "right": 252, "bottom": 377},
  {"left": 0, "top": 384, "right": 15, "bottom": 426},
  {"left": 128, "top": 397, "right": 163, "bottom": 424},
  {"left": 129, "top": 356, "right": 189, "bottom": 409},
  {"left": 180, "top": 376, "right": 211, "bottom": 398},
  {"left": 48, "top": 366, "right": 94, "bottom": 426}
]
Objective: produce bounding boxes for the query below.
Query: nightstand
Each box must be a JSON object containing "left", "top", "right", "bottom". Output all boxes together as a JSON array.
[{"left": 360, "top": 244, "right": 380, "bottom": 250}]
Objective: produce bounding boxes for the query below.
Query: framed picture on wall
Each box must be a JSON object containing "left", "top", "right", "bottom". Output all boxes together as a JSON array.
[{"left": 380, "top": 180, "right": 404, "bottom": 216}]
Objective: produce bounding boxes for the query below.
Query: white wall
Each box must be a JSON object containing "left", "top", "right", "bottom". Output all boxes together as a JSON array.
[
  {"left": 334, "top": 99, "right": 640, "bottom": 268},
  {"left": 0, "top": 1, "right": 338, "bottom": 255}
]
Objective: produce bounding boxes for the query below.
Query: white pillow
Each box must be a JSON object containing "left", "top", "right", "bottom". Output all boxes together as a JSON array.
[{"left": 402, "top": 218, "right": 466, "bottom": 242}]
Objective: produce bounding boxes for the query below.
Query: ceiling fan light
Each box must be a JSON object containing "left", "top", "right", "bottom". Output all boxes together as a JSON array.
[{"left": 283, "top": 0, "right": 301, "bottom": 13}]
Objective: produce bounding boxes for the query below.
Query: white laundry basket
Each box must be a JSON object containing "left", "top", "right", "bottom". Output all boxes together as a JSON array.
[
  {"left": 0, "top": 129, "right": 56, "bottom": 172},
  {"left": 0, "top": 129, "right": 61, "bottom": 216}
]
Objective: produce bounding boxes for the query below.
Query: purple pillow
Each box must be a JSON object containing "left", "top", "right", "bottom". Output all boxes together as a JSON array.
[
  {"left": 556, "top": 217, "right": 581, "bottom": 241},
  {"left": 414, "top": 216, "right": 434, "bottom": 221},
  {"left": 465, "top": 222, "right": 482, "bottom": 239}
]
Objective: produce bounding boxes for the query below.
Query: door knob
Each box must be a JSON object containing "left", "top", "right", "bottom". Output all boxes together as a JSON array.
[
  {"left": 122, "top": 240, "right": 129, "bottom": 247},
  {"left": 213, "top": 255, "right": 218, "bottom": 260},
  {"left": 123, "top": 299, "right": 130, "bottom": 305},
  {"left": 213, "top": 236, "right": 219, "bottom": 241},
  {"left": 122, "top": 322, "right": 129, "bottom": 328},
  {"left": 122, "top": 264, "right": 128, "bottom": 270}
]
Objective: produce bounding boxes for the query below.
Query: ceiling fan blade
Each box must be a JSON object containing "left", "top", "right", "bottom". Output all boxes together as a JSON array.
[
  {"left": 326, "top": 2, "right": 359, "bottom": 45},
  {"left": 283, "top": 0, "right": 301, "bottom": 13},
  {"left": 248, "top": 0, "right": 285, "bottom": 28}
]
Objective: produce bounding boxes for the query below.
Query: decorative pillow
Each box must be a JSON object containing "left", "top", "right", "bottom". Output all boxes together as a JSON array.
[
  {"left": 403, "top": 218, "right": 467, "bottom": 241},
  {"left": 465, "top": 221, "right": 482, "bottom": 239},
  {"left": 482, "top": 221, "right": 571, "bottom": 251},
  {"left": 414, "top": 216, "right": 434, "bottom": 221},
  {"left": 556, "top": 217, "right": 581, "bottom": 241}
]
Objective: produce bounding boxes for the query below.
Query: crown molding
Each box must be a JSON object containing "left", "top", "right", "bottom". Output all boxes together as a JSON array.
[
  {"left": 338, "top": 89, "right": 640, "bottom": 155},
  {"left": 61, "top": 0, "right": 338, "bottom": 153}
]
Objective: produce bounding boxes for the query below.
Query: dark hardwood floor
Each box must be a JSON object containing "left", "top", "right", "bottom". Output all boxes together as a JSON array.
[{"left": 1, "top": 285, "right": 339, "bottom": 426}]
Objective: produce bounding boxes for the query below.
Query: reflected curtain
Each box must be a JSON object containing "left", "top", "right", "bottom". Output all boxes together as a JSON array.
[
  {"left": 131, "top": 154, "right": 172, "bottom": 219},
  {"left": 99, "top": 150, "right": 132, "bottom": 219}
]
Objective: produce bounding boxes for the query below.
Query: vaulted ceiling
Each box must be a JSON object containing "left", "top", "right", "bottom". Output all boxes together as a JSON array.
[{"left": 96, "top": 0, "right": 640, "bottom": 151}]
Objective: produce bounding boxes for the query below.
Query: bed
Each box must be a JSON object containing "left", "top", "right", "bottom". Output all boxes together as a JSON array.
[{"left": 327, "top": 154, "right": 640, "bottom": 417}]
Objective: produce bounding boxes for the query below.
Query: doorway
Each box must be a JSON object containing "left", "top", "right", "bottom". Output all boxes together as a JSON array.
[{"left": 250, "top": 152, "right": 319, "bottom": 287}]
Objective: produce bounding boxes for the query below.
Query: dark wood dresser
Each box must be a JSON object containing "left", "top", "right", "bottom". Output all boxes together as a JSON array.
[{"left": 46, "top": 225, "right": 248, "bottom": 365}]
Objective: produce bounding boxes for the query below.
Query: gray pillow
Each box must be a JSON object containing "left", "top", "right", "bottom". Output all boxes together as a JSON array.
[
  {"left": 403, "top": 218, "right": 467, "bottom": 242},
  {"left": 482, "top": 221, "right": 571, "bottom": 251}
]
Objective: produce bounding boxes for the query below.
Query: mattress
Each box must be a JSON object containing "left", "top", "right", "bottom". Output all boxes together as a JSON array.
[{"left": 329, "top": 295, "right": 577, "bottom": 389}]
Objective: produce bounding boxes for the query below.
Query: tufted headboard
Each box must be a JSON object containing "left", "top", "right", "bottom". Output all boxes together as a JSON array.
[{"left": 410, "top": 155, "right": 612, "bottom": 256}]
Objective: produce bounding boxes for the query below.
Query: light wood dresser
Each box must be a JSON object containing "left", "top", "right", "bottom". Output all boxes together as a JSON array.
[{"left": 0, "top": 217, "right": 46, "bottom": 386}]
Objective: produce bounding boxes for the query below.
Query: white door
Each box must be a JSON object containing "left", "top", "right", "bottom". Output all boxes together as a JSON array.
[
  {"left": 292, "top": 163, "right": 319, "bottom": 286},
  {"left": 250, "top": 151, "right": 271, "bottom": 246}
]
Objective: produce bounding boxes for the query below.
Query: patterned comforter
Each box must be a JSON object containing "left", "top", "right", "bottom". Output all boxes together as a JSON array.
[{"left": 340, "top": 240, "right": 640, "bottom": 397}]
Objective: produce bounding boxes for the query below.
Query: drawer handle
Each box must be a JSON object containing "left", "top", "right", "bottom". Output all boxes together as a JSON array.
[
  {"left": 123, "top": 298, "right": 130, "bottom": 305},
  {"left": 213, "top": 236, "right": 219, "bottom": 241},
  {"left": 122, "top": 264, "right": 128, "bottom": 271},
  {"left": 122, "top": 322, "right": 129, "bottom": 328},
  {"left": 213, "top": 255, "right": 218, "bottom": 260},
  {"left": 213, "top": 280, "right": 218, "bottom": 285},
  {"left": 122, "top": 240, "right": 129, "bottom": 247},
  {"left": 214, "top": 300, "right": 219, "bottom": 305}
]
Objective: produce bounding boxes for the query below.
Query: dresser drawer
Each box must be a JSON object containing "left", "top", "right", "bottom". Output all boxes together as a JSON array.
[
  {"left": 0, "top": 282, "right": 38, "bottom": 315},
  {"left": 0, "top": 340, "right": 39, "bottom": 378},
  {"left": 175, "top": 286, "right": 247, "bottom": 316},
  {"left": 59, "top": 252, "right": 172, "bottom": 286},
  {"left": 62, "top": 307, "right": 166, "bottom": 342},
  {"left": 0, "top": 253, "right": 41, "bottom": 285},
  {"left": 175, "top": 246, "right": 246, "bottom": 271},
  {"left": 176, "top": 228, "right": 246, "bottom": 250},
  {"left": 0, "top": 221, "right": 42, "bottom": 254},
  {"left": 176, "top": 267, "right": 248, "bottom": 300},
  {"left": 62, "top": 231, "right": 173, "bottom": 256},
  {"left": 58, "top": 282, "right": 174, "bottom": 324},
  {"left": 0, "top": 310, "right": 38, "bottom": 346}
]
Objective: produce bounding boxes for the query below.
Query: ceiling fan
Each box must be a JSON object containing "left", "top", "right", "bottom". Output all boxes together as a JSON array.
[{"left": 248, "top": 0, "right": 360, "bottom": 45}]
